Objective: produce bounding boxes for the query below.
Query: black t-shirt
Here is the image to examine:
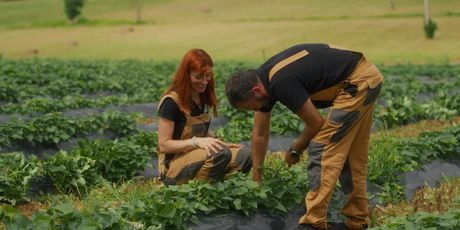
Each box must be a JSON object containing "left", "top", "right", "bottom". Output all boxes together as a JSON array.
[
  {"left": 256, "top": 43, "right": 363, "bottom": 113},
  {"left": 157, "top": 97, "right": 210, "bottom": 139}
]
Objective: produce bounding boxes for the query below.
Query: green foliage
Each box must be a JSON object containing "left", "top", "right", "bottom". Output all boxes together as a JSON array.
[
  {"left": 400, "top": 126, "right": 460, "bottom": 165},
  {"left": 101, "top": 110, "right": 140, "bottom": 136},
  {"left": 0, "top": 131, "right": 157, "bottom": 203},
  {"left": 0, "top": 95, "right": 130, "bottom": 115},
  {"left": 215, "top": 118, "right": 253, "bottom": 143},
  {"left": 121, "top": 158, "right": 308, "bottom": 229},
  {"left": 42, "top": 151, "right": 102, "bottom": 196},
  {"left": 1, "top": 158, "right": 308, "bottom": 229},
  {"left": 376, "top": 92, "right": 459, "bottom": 129},
  {"left": 0, "top": 58, "right": 175, "bottom": 105},
  {"left": 376, "top": 183, "right": 405, "bottom": 204},
  {"left": 216, "top": 102, "right": 304, "bottom": 143},
  {"left": 74, "top": 139, "right": 152, "bottom": 182},
  {"left": 0, "top": 153, "right": 39, "bottom": 205},
  {"left": 376, "top": 96, "right": 425, "bottom": 128},
  {"left": 368, "top": 136, "right": 409, "bottom": 185},
  {"left": 1, "top": 58, "right": 459, "bottom": 134},
  {"left": 260, "top": 157, "right": 309, "bottom": 213},
  {"left": 270, "top": 104, "right": 303, "bottom": 135},
  {"left": 64, "top": 0, "right": 85, "bottom": 22},
  {"left": 0, "top": 201, "right": 137, "bottom": 229},
  {"left": 0, "top": 111, "right": 139, "bottom": 148},
  {"left": 371, "top": 205, "right": 460, "bottom": 229},
  {"left": 424, "top": 18, "right": 438, "bottom": 39},
  {"left": 368, "top": 125, "right": 460, "bottom": 203}
]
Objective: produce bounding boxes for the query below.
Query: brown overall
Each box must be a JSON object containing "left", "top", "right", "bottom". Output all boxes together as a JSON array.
[
  {"left": 158, "top": 92, "right": 252, "bottom": 185},
  {"left": 269, "top": 51, "right": 383, "bottom": 230}
]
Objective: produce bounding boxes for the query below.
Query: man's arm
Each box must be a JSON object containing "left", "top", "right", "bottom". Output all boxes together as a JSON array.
[
  {"left": 292, "top": 98, "right": 325, "bottom": 152},
  {"left": 251, "top": 111, "right": 271, "bottom": 183}
]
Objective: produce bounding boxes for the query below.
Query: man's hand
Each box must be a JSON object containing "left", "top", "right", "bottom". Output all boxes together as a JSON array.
[{"left": 284, "top": 149, "right": 301, "bottom": 167}]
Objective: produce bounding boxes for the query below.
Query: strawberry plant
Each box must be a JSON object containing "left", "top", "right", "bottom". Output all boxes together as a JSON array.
[
  {"left": 0, "top": 153, "right": 39, "bottom": 204},
  {"left": 41, "top": 151, "right": 103, "bottom": 196},
  {"left": 369, "top": 125, "right": 460, "bottom": 202},
  {"left": 74, "top": 139, "right": 152, "bottom": 182},
  {"left": 0, "top": 111, "right": 139, "bottom": 148},
  {"left": 0, "top": 201, "right": 137, "bottom": 229},
  {"left": 371, "top": 206, "right": 460, "bottom": 229}
]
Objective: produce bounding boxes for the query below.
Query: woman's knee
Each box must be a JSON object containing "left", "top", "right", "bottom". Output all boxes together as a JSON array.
[
  {"left": 235, "top": 147, "right": 253, "bottom": 173},
  {"left": 211, "top": 147, "right": 232, "bottom": 168}
]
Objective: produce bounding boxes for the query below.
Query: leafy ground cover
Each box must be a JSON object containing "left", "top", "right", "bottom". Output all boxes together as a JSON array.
[
  {"left": 0, "top": 111, "right": 139, "bottom": 150},
  {"left": 1, "top": 120, "right": 459, "bottom": 229},
  {"left": 1, "top": 58, "right": 459, "bottom": 133},
  {"left": 370, "top": 177, "right": 460, "bottom": 229}
]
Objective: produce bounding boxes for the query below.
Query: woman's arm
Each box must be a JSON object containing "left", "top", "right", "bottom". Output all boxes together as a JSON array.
[
  {"left": 158, "top": 117, "right": 195, "bottom": 153},
  {"left": 158, "top": 117, "right": 226, "bottom": 156}
]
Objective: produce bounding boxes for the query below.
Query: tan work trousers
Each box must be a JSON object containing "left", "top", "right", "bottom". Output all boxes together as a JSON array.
[
  {"left": 163, "top": 146, "right": 252, "bottom": 185},
  {"left": 299, "top": 58, "right": 383, "bottom": 230}
]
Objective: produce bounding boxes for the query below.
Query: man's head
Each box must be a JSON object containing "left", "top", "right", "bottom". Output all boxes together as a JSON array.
[{"left": 225, "top": 69, "right": 270, "bottom": 111}]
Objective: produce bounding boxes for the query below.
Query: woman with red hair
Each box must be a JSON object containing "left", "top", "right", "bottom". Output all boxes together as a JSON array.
[{"left": 157, "top": 49, "right": 252, "bottom": 185}]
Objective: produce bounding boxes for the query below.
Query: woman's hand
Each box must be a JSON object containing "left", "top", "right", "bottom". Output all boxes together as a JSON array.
[{"left": 195, "top": 137, "right": 226, "bottom": 156}]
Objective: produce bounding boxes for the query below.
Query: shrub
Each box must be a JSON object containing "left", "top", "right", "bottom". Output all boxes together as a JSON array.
[
  {"left": 424, "top": 19, "right": 438, "bottom": 39},
  {"left": 64, "top": 0, "right": 85, "bottom": 22}
]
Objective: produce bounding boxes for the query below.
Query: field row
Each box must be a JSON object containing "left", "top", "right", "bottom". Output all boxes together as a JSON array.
[{"left": 1, "top": 123, "right": 459, "bottom": 228}]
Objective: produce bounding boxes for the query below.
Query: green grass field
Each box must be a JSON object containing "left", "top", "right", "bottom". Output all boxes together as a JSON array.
[{"left": 1, "top": 0, "right": 459, "bottom": 64}]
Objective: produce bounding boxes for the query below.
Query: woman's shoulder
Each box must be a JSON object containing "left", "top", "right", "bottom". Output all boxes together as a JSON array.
[
  {"left": 158, "top": 96, "right": 183, "bottom": 121},
  {"left": 160, "top": 91, "right": 180, "bottom": 103},
  {"left": 159, "top": 97, "right": 179, "bottom": 111}
]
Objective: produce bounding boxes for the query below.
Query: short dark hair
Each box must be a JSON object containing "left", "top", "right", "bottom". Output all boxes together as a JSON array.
[{"left": 225, "top": 69, "right": 259, "bottom": 107}]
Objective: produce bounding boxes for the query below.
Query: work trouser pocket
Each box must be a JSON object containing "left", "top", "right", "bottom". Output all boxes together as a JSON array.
[
  {"left": 362, "top": 64, "right": 383, "bottom": 106},
  {"left": 364, "top": 82, "right": 382, "bottom": 107},
  {"left": 307, "top": 142, "right": 326, "bottom": 191}
]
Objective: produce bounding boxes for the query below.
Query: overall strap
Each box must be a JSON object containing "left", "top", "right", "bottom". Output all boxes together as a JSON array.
[
  {"left": 157, "top": 91, "right": 186, "bottom": 178},
  {"left": 267, "top": 48, "right": 349, "bottom": 102},
  {"left": 268, "top": 50, "right": 310, "bottom": 82},
  {"left": 310, "top": 82, "right": 349, "bottom": 101},
  {"left": 158, "top": 91, "right": 190, "bottom": 116},
  {"left": 180, "top": 112, "right": 211, "bottom": 140},
  {"left": 159, "top": 91, "right": 219, "bottom": 117}
]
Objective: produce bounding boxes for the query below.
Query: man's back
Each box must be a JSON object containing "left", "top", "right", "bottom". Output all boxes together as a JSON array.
[{"left": 256, "top": 43, "right": 363, "bottom": 112}]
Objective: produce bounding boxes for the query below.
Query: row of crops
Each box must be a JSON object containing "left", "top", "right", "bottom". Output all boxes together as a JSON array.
[
  {"left": 1, "top": 57, "right": 460, "bottom": 229},
  {"left": 1, "top": 126, "right": 459, "bottom": 229},
  {"left": 1, "top": 58, "right": 459, "bottom": 128}
]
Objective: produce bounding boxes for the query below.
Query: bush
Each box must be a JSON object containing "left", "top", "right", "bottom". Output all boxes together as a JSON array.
[
  {"left": 64, "top": 0, "right": 85, "bottom": 22},
  {"left": 424, "top": 19, "right": 438, "bottom": 39}
]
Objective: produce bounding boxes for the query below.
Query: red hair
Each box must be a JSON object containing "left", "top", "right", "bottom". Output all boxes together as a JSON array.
[{"left": 163, "top": 49, "right": 218, "bottom": 116}]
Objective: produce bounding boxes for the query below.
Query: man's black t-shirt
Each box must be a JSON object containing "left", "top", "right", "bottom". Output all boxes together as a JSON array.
[
  {"left": 256, "top": 44, "right": 363, "bottom": 113},
  {"left": 157, "top": 97, "right": 210, "bottom": 139}
]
